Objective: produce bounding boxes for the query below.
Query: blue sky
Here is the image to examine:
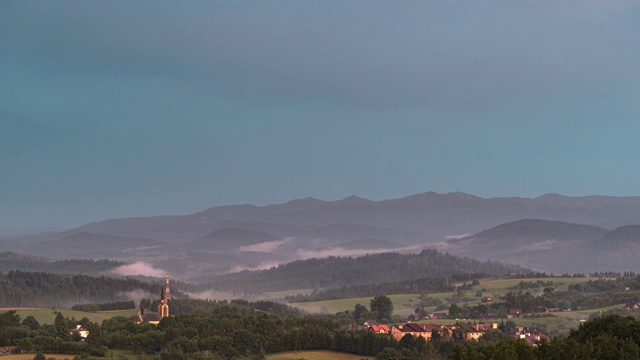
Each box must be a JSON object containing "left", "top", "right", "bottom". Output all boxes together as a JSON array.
[{"left": 1, "top": 1, "right": 640, "bottom": 229}]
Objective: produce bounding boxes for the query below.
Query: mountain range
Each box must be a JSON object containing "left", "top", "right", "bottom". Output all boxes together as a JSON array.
[{"left": 4, "top": 191, "right": 640, "bottom": 281}]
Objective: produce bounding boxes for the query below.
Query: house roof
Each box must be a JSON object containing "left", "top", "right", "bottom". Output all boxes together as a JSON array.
[
  {"left": 364, "top": 319, "right": 378, "bottom": 325},
  {"left": 370, "top": 324, "right": 390, "bottom": 333},
  {"left": 395, "top": 323, "right": 426, "bottom": 333},
  {"left": 422, "top": 323, "right": 443, "bottom": 332},
  {"left": 508, "top": 308, "right": 522, "bottom": 315}
]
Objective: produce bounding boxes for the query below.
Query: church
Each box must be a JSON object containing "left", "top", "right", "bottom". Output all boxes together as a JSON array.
[{"left": 130, "top": 273, "right": 171, "bottom": 325}]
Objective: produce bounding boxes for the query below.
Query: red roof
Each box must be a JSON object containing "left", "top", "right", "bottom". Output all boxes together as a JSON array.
[{"left": 370, "top": 324, "right": 390, "bottom": 333}]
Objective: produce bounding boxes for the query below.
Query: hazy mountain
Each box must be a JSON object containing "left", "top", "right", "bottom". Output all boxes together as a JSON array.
[
  {"left": 33, "top": 192, "right": 640, "bottom": 242},
  {"left": 451, "top": 219, "right": 608, "bottom": 247},
  {"left": 444, "top": 219, "right": 640, "bottom": 274},
  {"left": 206, "top": 249, "right": 528, "bottom": 292},
  {"left": 326, "top": 238, "right": 406, "bottom": 250},
  {"left": 166, "top": 228, "right": 278, "bottom": 253},
  {"left": 593, "top": 225, "right": 640, "bottom": 248},
  {"left": 9, "top": 232, "right": 164, "bottom": 259},
  {"left": 7, "top": 192, "right": 640, "bottom": 280}
]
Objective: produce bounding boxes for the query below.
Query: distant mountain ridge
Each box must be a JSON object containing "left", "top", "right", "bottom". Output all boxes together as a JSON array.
[
  {"left": 4, "top": 191, "right": 640, "bottom": 280},
  {"left": 446, "top": 219, "right": 640, "bottom": 273}
]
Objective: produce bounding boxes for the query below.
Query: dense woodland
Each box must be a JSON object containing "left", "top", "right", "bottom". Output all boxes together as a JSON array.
[
  {"left": 211, "top": 249, "right": 527, "bottom": 293},
  {"left": 284, "top": 275, "right": 484, "bottom": 302},
  {"left": 0, "top": 252, "right": 123, "bottom": 275},
  {"left": 3, "top": 297, "right": 640, "bottom": 359},
  {"left": 0, "top": 271, "right": 185, "bottom": 308}
]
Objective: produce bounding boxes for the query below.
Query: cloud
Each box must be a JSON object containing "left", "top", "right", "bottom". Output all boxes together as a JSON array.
[
  {"left": 4, "top": 1, "right": 638, "bottom": 109},
  {"left": 227, "top": 262, "right": 282, "bottom": 273},
  {"left": 186, "top": 290, "right": 241, "bottom": 301},
  {"left": 119, "top": 289, "right": 158, "bottom": 303},
  {"left": 295, "top": 245, "right": 423, "bottom": 260},
  {"left": 238, "top": 237, "right": 295, "bottom": 253},
  {"left": 111, "top": 261, "right": 166, "bottom": 277},
  {"left": 445, "top": 234, "right": 473, "bottom": 240}
]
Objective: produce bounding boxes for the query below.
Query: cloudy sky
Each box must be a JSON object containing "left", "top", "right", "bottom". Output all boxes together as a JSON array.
[{"left": 1, "top": 1, "right": 640, "bottom": 229}]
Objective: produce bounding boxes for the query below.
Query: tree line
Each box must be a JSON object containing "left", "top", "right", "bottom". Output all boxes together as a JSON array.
[
  {"left": 0, "top": 271, "right": 185, "bottom": 308},
  {"left": 4, "top": 297, "right": 640, "bottom": 359},
  {"left": 0, "top": 252, "right": 123, "bottom": 275},
  {"left": 211, "top": 249, "right": 527, "bottom": 293}
]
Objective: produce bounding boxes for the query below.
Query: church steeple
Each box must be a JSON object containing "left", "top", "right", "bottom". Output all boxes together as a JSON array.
[
  {"left": 157, "top": 273, "right": 170, "bottom": 318},
  {"left": 165, "top": 273, "right": 171, "bottom": 299}
]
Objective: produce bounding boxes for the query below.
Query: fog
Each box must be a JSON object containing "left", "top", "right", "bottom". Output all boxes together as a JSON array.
[{"left": 110, "top": 261, "right": 167, "bottom": 277}]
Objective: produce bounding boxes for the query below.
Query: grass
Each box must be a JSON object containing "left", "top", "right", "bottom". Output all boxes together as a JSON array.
[
  {"left": 291, "top": 277, "right": 596, "bottom": 317},
  {"left": 0, "top": 308, "right": 138, "bottom": 325},
  {"left": 266, "top": 350, "right": 373, "bottom": 360},
  {"left": 0, "top": 355, "right": 76, "bottom": 360},
  {"left": 289, "top": 277, "right": 611, "bottom": 334}
]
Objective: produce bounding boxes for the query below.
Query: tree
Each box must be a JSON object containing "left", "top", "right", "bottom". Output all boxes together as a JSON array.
[
  {"left": 0, "top": 310, "right": 21, "bottom": 327},
  {"left": 23, "top": 315, "right": 41, "bottom": 330},
  {"left": 376, "top": 347, "right": 401, "bottom": 360},
  {"left": 33, "top": 353, "right": 46, "bottom": 360},
  {"left": 54, "top": 312, "right": 70, "bottom": 340},
  {"left": 353, "top": 303, "right": 368, "bottom": 321},
  {"left": 370, "top": 295, "right": 393, "bottom": 322}
]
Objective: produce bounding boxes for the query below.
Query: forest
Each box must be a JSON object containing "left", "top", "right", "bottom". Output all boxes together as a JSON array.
[
  {"left": 0, "top": 252, "right": 123, "bottom": 275},
  {"left": 0, "top": 271, "right": 184, "bottom": 308},
  {"left": 210, "top": 249, "right": 527, "bottom": 293},
  {"left": 3, "top": 296, "right": 640, "bottom": 359}
]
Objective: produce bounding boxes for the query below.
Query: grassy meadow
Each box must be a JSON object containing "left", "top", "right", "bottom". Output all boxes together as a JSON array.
[
  {"left": 289, "top": 277, "right": 627, "bottom": 334},
  {"left": 291, "top": 277, "right": 596, "bottom": 316},
  {"left": 0, "top": 308, "right": 138, "bottom": 325},
  {"left": 266, "top": 350, "right": 373, "bottom": 360},
  {"left": 0, "top": 355, "right": 76, "bottom": 360}
]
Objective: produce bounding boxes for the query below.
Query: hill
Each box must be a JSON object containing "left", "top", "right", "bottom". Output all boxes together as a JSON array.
[
  {"left": 0, "top": 271, "right": 184, "bottom": 308},
  {"left": 7, "top": 232, "right": 164, "bottom": 259},
  {"left": 0, "top": 252, "right": 123, "bottom": 275},
  {"left": 445, "top": 220, "right": 640, "bottom": 274},
  {"left": 206, "top": 248, "right": 527, "bottom": 292},
  {"left": 6, "top": 192, "right": 640, "bottom": 279}
]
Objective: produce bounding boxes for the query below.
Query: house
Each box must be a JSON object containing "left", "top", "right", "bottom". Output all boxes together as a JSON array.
[
  {"left": 391, "top": 323, "right": 428, "bottom": 341},
  {"left": 369, "top": 324, "right": 390, "bottom": 334},
  {"left": 363, "top": 319, "right": 379, "bottom": 327},
  {"left": 481, "top": 296, "right": 492, "bottom": 303},
  {"left": 462, "top": 323, "right": 497, "bottom": 341},
  {"left": 432, "top": 312, "right": 448, "bottom": 320},
  {"left": 508, "top": 308, "right": 522, "bottom": 318},
  {"left": 511, "top": 327, "right": 550, "bottom": 346},
  {"left": 422, "top": 323, "right": 447, "bottom": 340},
  {"left": 625, "top": 302, "right": 639, "bottom": 310},
  {"left": 486, "top": 312, "right": 497, "bottom": 319},
  {"left": 70, "top": 325, "right": 89, "bottom": 339}
]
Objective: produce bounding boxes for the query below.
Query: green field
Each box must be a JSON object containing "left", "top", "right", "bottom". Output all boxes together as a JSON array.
[
  {"left": 0, "top": 308, "right": 138, "bottom": 325},
  {"left": 267, "top": 350, "right": 373, "bottom": 360},
  {"left": 291, "top": 277, "right": 596, "bottom": 316},
  {"left": 0, "top": 355, "right": 76, "bottom": 360},
  {"left": 289, "top": 276, "right": 618, "bottom": 334}
]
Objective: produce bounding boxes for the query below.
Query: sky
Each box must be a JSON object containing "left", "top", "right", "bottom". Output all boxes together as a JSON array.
[{"left": 1, "top": 0, "right": 640, "bottom": 230}]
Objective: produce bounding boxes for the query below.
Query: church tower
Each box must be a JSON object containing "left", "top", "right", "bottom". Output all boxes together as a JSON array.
[
  {"left": 158, "top": 286, "right": 169, "bottom": 318},
  {"left": 165, "top": 273, "right": 171, "bottom": 299}
]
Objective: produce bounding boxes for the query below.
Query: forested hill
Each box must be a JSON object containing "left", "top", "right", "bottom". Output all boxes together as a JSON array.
[
  {"left": 0, "top": 271, "right": 184, "bottom": 308},
  {"left": 209, "top": 249, "right": 527, "bottom": 293},
  {"left": 0, "top": 252, "right": 124, "bottom": 275}
]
